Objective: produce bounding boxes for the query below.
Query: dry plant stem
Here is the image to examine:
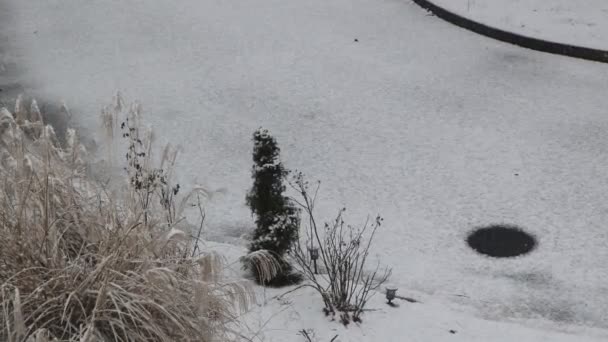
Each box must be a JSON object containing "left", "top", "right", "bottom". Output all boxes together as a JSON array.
[
  {"left": 298, "top": 329, "right": 338, "bottom": 342},
  {"left": 298, "top": 329, "right": 313, "bottom": 342},
  {"left": 191, "top": 193, "right": 206, "bottom": 258}
]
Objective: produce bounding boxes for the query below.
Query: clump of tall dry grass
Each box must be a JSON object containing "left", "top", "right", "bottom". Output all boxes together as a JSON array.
[{"left": 0, "top": 95, "right": 263, "bottom": 342}]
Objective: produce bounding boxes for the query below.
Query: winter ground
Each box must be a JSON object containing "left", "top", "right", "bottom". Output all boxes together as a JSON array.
[
  {"left": 430, "top": 0, "right": 608, "bottom": 50},
  {"left": 211, "top": 241, "right": 608, "bottom": 342},
  {"left": 3, "top": 0, "right": 608, "bottom": 341},
  {"left": 0, "top": 1, "right": 23, "bottom": 107}
]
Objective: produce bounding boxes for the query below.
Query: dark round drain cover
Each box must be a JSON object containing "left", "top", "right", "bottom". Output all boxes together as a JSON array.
[{"left": 467, "top": 225, "right": 536, "bottom": 257}]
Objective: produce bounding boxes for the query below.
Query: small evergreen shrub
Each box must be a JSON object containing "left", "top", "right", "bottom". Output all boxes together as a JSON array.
[{"left": 244, "top": 128, "right": 301, "bottom": 286}]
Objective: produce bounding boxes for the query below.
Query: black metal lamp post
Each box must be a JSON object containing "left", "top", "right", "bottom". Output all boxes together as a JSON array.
[
  {"left": 308, "top": 247, "right": 319, "bottom": 274},
  {"left": 386, "top": 287, "right": 398, "bottom": 304}
]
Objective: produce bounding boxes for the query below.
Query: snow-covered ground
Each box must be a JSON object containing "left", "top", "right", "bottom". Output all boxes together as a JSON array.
[
  {"left": 0, "top": 0, "right": 22, "bottom": 107},
  {"left": 212, "top": 241, "right": 608, "bottom": 342},
  {"left": 431, "top": 0, "right": 608, "bottom": 50},
  {"left": 3, "top": 0, "right": 608, "bottom": 340}
]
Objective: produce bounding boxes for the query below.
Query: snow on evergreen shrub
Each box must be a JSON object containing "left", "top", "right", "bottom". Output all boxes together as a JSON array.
[{"left": 243, "top": 128, "right": 301, "bottom": 286}]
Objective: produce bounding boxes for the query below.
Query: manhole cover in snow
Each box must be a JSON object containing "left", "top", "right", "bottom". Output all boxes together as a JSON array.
[{"left": 466, "top": 225, "right": 536, "bottom": 258}]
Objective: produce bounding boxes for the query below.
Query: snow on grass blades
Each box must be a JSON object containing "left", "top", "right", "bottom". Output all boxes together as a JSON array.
[{"left": 0, "top": 95, "right": 260, "bottom": 342}]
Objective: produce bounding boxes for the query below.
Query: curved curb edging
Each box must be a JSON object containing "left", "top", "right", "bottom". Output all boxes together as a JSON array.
[{"left": 411, "top": 0, "right": 608, "bottom": 63}]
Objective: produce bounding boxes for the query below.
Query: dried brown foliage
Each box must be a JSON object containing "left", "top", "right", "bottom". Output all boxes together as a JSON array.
[{"left": 0, "top": 95, "right": 263, "bottom": 341}]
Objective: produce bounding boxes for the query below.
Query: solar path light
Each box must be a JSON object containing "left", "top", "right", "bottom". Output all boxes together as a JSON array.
[
  {"left": 308, "top": 247, "right": 319, "bottom": 274},
  {"left": 386, "top": 287, "right": 398, "bottom": 305}
]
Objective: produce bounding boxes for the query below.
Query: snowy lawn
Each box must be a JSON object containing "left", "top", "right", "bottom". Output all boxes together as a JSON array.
[
  {"left": 3, "top": 0, "right": 608, "bottom": 340},
  {"left": 210, "top": 240, "right": 608, "bottom": 342},
  {"left": 430, "top": 0, "right": 608, "bottom": 50}
]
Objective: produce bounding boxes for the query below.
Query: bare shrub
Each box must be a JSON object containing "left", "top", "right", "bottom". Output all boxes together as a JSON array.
[
  {"left": 0, "top": 95, "right": 269, "bottom": 341},
  {"left": 288, "top": 173, "right": 391, "bottom": 324}
]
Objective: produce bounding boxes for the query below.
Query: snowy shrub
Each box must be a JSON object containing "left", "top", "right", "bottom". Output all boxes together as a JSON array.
[
  {"left": 289, "top": 172, "right": 391, "bottom": 324},
  {"left": 243, "top": 128, "right": 301, "bottom": 286},
  {"left": 0, "top": 95, "right": 265, "bottom": 342}
]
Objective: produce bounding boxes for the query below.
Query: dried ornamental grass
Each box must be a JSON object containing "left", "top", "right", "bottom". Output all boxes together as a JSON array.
[{"left": 0, "top": 95, "right": 271, "bottom": 342}]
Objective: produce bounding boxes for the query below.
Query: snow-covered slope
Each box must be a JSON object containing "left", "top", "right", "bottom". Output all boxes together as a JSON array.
[{"left": 3, "top": 0, "right": 608, "bottom": 340}]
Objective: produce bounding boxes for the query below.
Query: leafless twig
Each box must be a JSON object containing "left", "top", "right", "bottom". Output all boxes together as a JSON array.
[{"left": 289, "top": 172, "right": 391, "bottom": 324}]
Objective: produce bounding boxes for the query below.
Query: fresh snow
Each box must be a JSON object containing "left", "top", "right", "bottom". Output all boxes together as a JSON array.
[
  {"left": 3, "top": 0, "right": 608, "bottom": 341},
  {"left": 430, "top": 0, "right": 608, "bottom": 50},
  {"left": 212, "top": 240, "right": 608, "bottom": 342}
]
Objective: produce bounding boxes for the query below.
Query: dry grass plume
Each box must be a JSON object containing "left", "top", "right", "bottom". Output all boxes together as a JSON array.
[{"left": 0, "top": 94, "right": 267, "bottom": 341}]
